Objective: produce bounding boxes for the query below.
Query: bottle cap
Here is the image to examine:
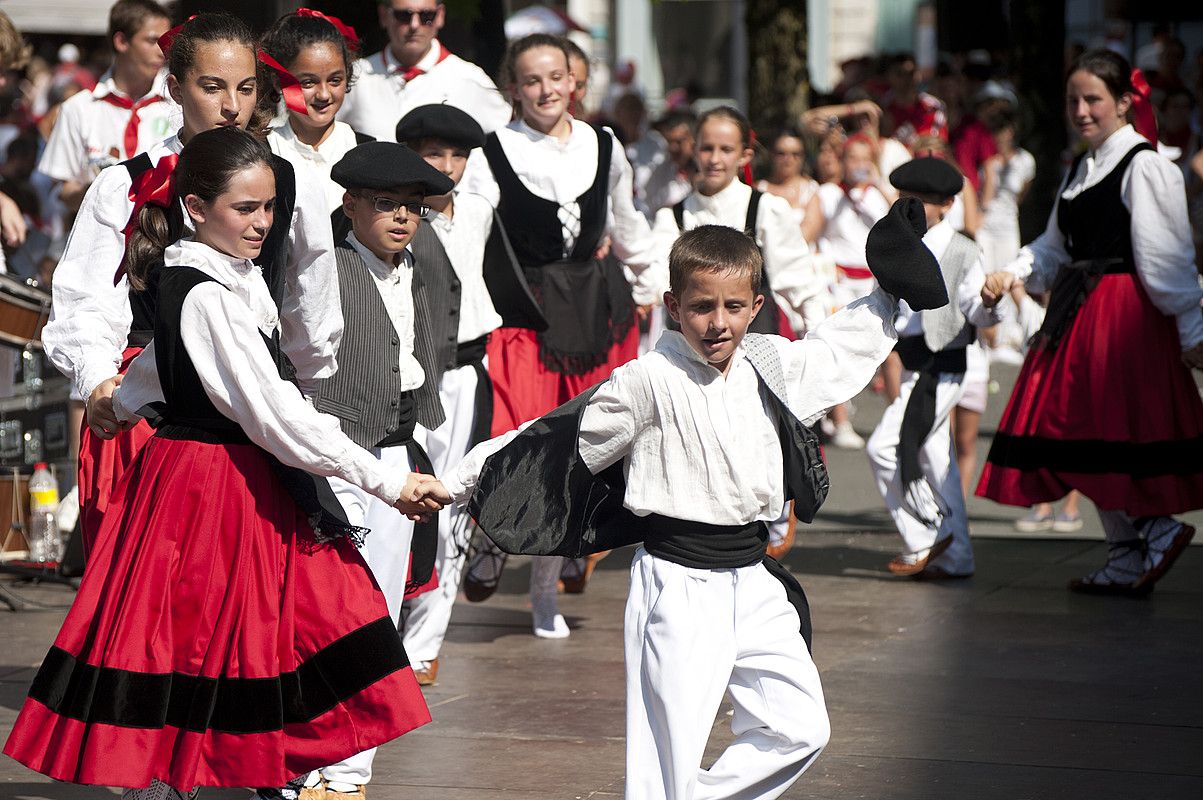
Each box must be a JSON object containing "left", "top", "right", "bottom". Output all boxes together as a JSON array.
[{"left": 34, "top": 462, "right": 47, "bottom": 470}]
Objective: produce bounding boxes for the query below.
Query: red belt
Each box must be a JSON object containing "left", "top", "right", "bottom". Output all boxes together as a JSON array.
[{"left": 837, "top": 264, "right": 874, "bottom": 281}]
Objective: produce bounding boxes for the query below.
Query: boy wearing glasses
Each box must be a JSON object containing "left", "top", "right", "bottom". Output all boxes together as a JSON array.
[
  {"left": 338, "top": 0, "right": 512, "bottom": 143},
  {"left": 308, "top": 142, "right": 454, "bottom": 800}
]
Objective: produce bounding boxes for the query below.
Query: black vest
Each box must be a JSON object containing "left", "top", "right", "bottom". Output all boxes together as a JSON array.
[
  {"left": 1037, "top": 141, "right": 1152, "bottom": 348},
  {"left": 481, "top": 126, "right": 634, "bottom": 373}
]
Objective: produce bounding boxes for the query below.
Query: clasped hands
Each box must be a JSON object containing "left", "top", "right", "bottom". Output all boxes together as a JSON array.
[{"left": 395, "top": 473, "right": 454, "bottom": 522}]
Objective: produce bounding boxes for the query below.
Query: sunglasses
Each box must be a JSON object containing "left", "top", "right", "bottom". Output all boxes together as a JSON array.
[
  {"left": 390, "top": 8, "right": 439, "bottom": 26},
  {"left": 363, "top": 195, "right": 431, "bottom": 218}
]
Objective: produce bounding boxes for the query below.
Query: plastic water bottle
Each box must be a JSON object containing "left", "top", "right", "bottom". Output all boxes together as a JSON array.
[{"left": 28, "top": 462, "right": 60, "bottom": 564}]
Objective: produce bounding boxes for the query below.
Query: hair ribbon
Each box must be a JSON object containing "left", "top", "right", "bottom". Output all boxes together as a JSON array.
[{"left": 295, "top": 8, "right": 360, "bottom": 51}]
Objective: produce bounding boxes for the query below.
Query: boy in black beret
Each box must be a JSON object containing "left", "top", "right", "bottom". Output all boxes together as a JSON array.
[
  {"left": 312, "top": 141, "right": 453, "bottom": 800},
  {"left": 393, "top": 103, "right": 546, "bottom": 668},
  {"left": 865, "top": 158, "right": 1001, "bottom": 579}
]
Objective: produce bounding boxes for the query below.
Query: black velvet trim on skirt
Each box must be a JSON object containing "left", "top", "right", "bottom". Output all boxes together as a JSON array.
[
  {"left": 986, "top": 433, "right": 1203, "bottom": 478},
  {"left": 27, "top": 616, "right": 408, "bottom": 734}
]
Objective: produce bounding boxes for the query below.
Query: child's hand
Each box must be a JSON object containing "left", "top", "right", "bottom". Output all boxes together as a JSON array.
[
  {"left": 395, "top": 473, "right": 443, "bottom": 521},
  {"left": 414, "top": 479, "right": 454, "bottom": 507},
  {"left": 981, "top": 271, "right": 1016, "bottom": 308}
]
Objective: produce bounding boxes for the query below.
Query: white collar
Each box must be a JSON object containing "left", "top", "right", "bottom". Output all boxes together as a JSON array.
[
  {"left": 92, "top": 68, "right": 169, "bottom": 104},
  {"left": 346, "top": 231, "right": 412, "bottom": 280},
  {"left": 921, "top": 218, "right": 954, "bottom": 257},
  {"left": 513, "top": 116, "right": 577, "bottom": 147},
  {"left": 695, "top": 179, "right": 750, "bottom": 212},
  {"left": 655, "top": 329, "right": 747, "bottom": 376},
  {"left": 1089, "top": 123, "right": 1141, "bottom": 162},
  {"left": 164, "top": 239, "right": 260, "bottom": 284},
  {"left": 271, "top": 120, "right": 355, "bottom": 158}
]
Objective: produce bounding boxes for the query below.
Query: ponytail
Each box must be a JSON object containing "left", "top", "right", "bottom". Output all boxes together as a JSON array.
[{"left": 125, "top": 201, "right": 184, "bottom": 291}]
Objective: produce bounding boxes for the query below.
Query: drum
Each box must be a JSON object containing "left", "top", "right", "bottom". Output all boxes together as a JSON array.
[{"left": 0, "top": 274, "right": 51, "bottom": 349}]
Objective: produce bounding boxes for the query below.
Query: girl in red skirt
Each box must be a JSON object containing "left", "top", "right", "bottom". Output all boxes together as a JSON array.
[
  {"left": 459, "top": 34, "right": 660, "bottom": 637},
  {"left": 43, "top": 13, "right": 341, "bottom": 558},
  {"left": 978, "top": 49, "right": 1203, "bottom": 595},
  {"left": 4, "top": 127, "right": 438, "bottom": 798}
]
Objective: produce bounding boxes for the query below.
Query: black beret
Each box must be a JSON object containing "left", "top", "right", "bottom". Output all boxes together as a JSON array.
[
  {"left": 865, "top": 197, "right": 949, "bottom": 310},
  {"left": 331, "top": 142, "right": 455, "bottom": 196},
  {"left": 396, "top": 104, "right": 486, "bottom": 150},
  {"left": 889, "top": 157, "right": 964, "bottom": 198}
]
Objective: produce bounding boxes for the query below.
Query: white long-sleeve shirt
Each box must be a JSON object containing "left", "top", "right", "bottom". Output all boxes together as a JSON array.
[
  {"left": 1006, "top": 124, "right": 1203, "bottom": 349},
  {"left": 896, "top": 220, "right": 1001, "bottom": 336},
  {"left": 113, "top": 240, "right": 402, "bottom": 504},
  {"left": 817, "top": 182, "right": 891, "bottom": 269},
  {"left": 651, "top": 180, "right": 828, "bottom": 328},
  {"left": 462, "top": 118, "right": 664, "bottom": 305},
  {"left": 42, "top": 133, "right": 343, "bottom": 402},
  {"left": 337, "top": 41, "right": 512, "bottom": 143},
  {"left": 427, "top": 191, "right": 504, "bottom": 343},
  {"left": 444, "top": 288, "right": 899, "bottom": 524}
]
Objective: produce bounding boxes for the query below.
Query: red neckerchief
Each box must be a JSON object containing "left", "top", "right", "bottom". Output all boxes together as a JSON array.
[
  {"left": 118, "top": 153, "right": 179, "bottom": 285},
  {"left": 99, "top": 91, "right": 165, "bottom": 159},
  {"left": 387, "top": 42, "right": 451, "bottom": 83}
]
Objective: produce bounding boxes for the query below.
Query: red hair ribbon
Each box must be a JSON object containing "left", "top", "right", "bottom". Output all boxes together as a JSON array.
[
  {"left": 295, "top": 8, "right": 360, "bottom": 51},
  {"left": 743, "top": 128, "right": 757, "bottom": 185},
  {"left": 117, "top": 153, "right": 180, "bottom": 285},
  {"left": 257, "top": 49, "right": 309, "bottom": 115},
  {"left": 1129, "top": 68, "right": 1158, "bottom": 145},
  {"left": 157, "top": 15, "right": 198, "bottom": 58}
]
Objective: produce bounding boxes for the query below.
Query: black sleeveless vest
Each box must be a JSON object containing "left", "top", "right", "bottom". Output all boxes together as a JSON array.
[
  {"left": 481, "top": 125, "right": 635, "bottom": 374},
  {"left": 1037, "top": 141, "right": 1152, "bottom": 348}
]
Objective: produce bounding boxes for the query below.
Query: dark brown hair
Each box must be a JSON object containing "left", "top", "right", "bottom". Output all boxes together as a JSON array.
[
  {"left": 260, "top": 12, "right": 359, "bottom": 88},
  {"left": 1066, "top": 48, "right": 1133, "bottom": 101},
  {"left": 669, "top": 225, "right": 763, "bottom": 296},
  {"left": 108, "top": 0, "right": 170, "bottom": 43},
  {"left": 125, "top": 127, "right": 275, "bottom": 290}
]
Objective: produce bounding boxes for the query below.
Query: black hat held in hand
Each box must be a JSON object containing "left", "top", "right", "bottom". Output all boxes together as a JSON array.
[
  {"left": 865, "top": 197, "right": 949, "bottom": 310},
  {"left": 396, "top": 103, "right": 486, "bottom": 150},
  {"left": 331, "top": 142, "right": 455, "bottom": 196}
]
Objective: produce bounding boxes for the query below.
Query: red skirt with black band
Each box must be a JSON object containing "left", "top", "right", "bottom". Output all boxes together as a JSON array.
[
  {"left": 4, "top": 434, "right": 429, "bottom": 789},
  {"left": 976, "top": 272, "right": 1203, "bottom": 515}
]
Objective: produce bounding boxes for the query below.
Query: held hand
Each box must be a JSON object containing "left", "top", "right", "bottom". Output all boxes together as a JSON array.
[
  {"left": 414, "top": 479, "right": 454, "bottom": 506},
  {"left": 981, "top": 271, "right": 1016, "bottom": 308},
  {"left": 635, "top": 303, "right": 655, "bottom": 322},
  {"left": 1182, "top": 342, "right": 1203, "bottom": 371},
  {"left": 86, "top": 374, "right": 127, "bottom": 440}
]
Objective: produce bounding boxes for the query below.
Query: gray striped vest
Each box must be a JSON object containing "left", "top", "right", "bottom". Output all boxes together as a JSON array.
[
  {"left": 921, "top": 231, "right": 980, "bottom": 352},
  {"left": 314, "top": 241, "right": 444, "bottom": 450},
  {"left": 409, "top": 221, "right": 461, "bottom": 374}
]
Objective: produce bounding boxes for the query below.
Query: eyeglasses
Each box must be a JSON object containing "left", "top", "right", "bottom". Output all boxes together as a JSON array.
[
  {"left": 391, "top": 8, "right": 439, "bottom": 26},
  {"left": 363, "top": 195, "right": 430, "bottom": 218}
]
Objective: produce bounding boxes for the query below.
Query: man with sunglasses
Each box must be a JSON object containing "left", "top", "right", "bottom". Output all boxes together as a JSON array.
[
  {"left": 338, "top": 0, "right": 512, "bottom": 143},
  {"left": 306, "top": 141, "right": 455, "bottom": 800}
]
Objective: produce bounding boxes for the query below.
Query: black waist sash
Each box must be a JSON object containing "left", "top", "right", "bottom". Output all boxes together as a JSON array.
[
  {"left": 1036, "top": 257, "right": 1135, "bottom": 350},
  {"left": 895, "top": 336, "right": 967, "bottom": 487},
  {"left": 643, "top": 515, "right": 768, "bottom": 569},
  {"left": 456, "top": 334, "right": 495, "bottom": 448},
  {"left": 642, "top": 514, "right": 812, "bottom": 648}
]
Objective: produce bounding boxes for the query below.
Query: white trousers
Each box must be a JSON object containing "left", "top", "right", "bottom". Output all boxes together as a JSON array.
[
  {"left": 322, "top": 442, "right": 417, "bottom": 788},
  {"left": 624, "top": 548, "right": 829, "bottom": 800},
  {"left": 866, "top": 370, "right": 975, "bottom": 575},
  {"left": 403, "top": 364, "right": 479, "bottom": 663}
]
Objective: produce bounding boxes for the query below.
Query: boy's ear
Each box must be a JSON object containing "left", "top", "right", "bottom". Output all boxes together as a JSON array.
[
  {"left": 750, "top": 292, "right": 765, "bottom": 321},
  {"left": 664, "top": 290, "right": 681, "bottom": 324}
]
